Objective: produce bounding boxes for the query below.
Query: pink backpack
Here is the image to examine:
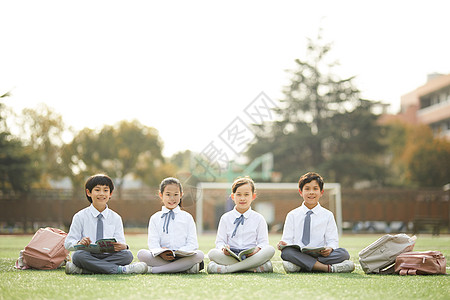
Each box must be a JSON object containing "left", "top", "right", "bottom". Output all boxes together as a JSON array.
[
  {"left": 394, "top": 251, "right": 447, "bottom": 275},
  {"left": 22, "top": 227, "right": 70, "bottom": 270}
]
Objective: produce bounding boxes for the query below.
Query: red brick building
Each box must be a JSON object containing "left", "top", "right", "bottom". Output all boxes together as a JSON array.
[{"left": 398, "top": 73, "right": 450, "bottom": 139}]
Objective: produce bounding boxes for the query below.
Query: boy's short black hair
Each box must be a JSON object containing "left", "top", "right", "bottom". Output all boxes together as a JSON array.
[
  {"left": 85, "top": 174, "right": 114, "bottom": 203},
  {"left": 298, "top": 172, "right": 324, "bottom": 191}
]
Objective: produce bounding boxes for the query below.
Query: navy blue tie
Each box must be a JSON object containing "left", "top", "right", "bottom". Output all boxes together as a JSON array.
[
  {"left": 232, "top": 214, "right": 245, "bottom": 238},
  {"left": 161, "top": 210, "right": 175, "bottom": 234},
  {"left": 302, "top": 211, "right": 313, "bottom": 246},
  {"left": 96, "top": 214, "right": 103, "bottom": 241}
]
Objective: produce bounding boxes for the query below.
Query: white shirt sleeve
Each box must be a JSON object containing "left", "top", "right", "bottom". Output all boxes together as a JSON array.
[
  {"left": 324, "top": 212, "right": 339, "bottom": 249},
  {"left": 178, "top": 214, "right": 199, "bottom": 251},
  {"left": 280, "top": 211, "right": 295, "bottom": 245},
  {"left": 112, "top": 214, "right": 126, "bottom": 244},
  {"left": 215, "top": 214, "right": 228, "bottom": 249},
  {"left": 148, "top": 213, "right": 161, "bottom": 249},
  {"left": 64, "top": 212, "right": 83, "bottom": 249},
  {"left": 255, "top": 214, "right": 270, "bottom": 249}
]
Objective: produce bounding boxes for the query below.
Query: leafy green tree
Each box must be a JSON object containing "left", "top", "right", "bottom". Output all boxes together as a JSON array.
[
  {"left": 170, "top": 150, "right": 192, "bottom": 172},
  {"left": 0, "top": 92, "right": 36, "bottom": 192},
  {"left": 247, "top": 31, "right": 385, "bottom": 186},
  {"left": 384, "top": 121, "right": 450, "bottom": 187},
  {"left": 60, "top": 127, "right": 97, "bottom": 193},
  {"left": 62, "top": 120, "right": 170, "bottom": 197},
  {"left": 0, "top": 133, "right": 36, "bottom": 191},
  {"left": 408, "top": 138, "right": 450, "bottom": 187},
  {"left": 18, "top": 104, "right": 68, "bottom": 187}
]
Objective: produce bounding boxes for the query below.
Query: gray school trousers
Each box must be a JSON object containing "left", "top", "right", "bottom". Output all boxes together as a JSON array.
[
  {"left": 72, "top": 250, "right": 133, "bottom": 274},
  {"left": 281, "top": 247, "right": 350, "bottom": 271}
]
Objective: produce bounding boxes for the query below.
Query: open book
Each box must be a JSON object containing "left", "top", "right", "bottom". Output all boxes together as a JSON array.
[
  {"left": 150, "top": 248, "right": 196, "bottom": 258},
  {"left": 279, "top": 244, "right": 325, "bottom": 258},
  {"left": 71, "top": 238, "right": 117, "bottom": 253},
  {"left": 223, "top": 247, "right": 256, "bottom": 261}
]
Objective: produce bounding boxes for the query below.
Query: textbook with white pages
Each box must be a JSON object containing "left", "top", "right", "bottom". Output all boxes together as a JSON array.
[
  {"left": 223, "top": 247, "right": 256, "bottom": 261},
  {"left": 70, "top": 238, "right": 117, "bottom": 253},
  {"left": 150, "top": 248, "right": 196, "bottom": 258},
  {"left": 279, "top": 244, "right": 325, "bottom": 258}
]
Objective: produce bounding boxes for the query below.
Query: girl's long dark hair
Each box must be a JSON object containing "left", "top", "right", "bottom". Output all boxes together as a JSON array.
[{"left": 159, "top": 177, "right": 183, "bottom": 208}]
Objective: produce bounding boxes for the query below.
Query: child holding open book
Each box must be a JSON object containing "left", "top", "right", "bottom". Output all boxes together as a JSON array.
[
  {"left": 207, "top": 177, "right": 275, "bottom": 273},
  {"left": 137, "top": 177, "right": 204, "bottom": 273},
  {"left": 278, "top": 172, "right": 354, "bottom": 273},
  {"left": 64, "top": 174, "right": 147, "bottom": 274}
]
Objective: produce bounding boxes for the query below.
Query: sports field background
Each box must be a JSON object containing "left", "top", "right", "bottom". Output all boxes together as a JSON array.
[{"left": 0, "top": 234, "right": 449, "bottom": 299}]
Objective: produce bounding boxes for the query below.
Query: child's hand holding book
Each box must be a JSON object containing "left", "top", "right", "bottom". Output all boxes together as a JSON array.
[
  {"left": 245, "top": 247, "right": 260, "bottom": 257},
  {"left": 112, "top": 242, "right": 127, "bottom": 252}
]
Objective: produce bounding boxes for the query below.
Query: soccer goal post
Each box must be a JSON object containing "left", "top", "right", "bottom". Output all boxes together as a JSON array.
[{"left": 195, "top": 182, "right": 342, "bottom": 236}]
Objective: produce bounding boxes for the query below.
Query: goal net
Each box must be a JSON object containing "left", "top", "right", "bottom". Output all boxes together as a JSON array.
[{"left": 195, "top": 182, "right": 342, "bottom": 236}]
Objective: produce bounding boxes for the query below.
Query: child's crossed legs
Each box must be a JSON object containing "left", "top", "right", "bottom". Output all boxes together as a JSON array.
[
  {"left": 281, "top": 247, "right": 350, "bottom": 272},
  {"left": 208, "top": 245, "right": 275, "bottom": 273},
  {"left": 137, "top": 249, "right": 204, "bottom": 273}
]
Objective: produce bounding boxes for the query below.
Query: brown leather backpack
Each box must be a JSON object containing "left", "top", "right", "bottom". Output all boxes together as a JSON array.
[
  {"left": 22, "top": 227, "right": 70, "bottom": 270},
  {"left": 394, "top": 251, "right": 447, "bottom": 275}
]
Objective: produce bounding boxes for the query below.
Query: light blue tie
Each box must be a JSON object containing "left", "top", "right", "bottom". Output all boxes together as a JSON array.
[
  {"left": 232, "top": 214, "right": 245, "bottom": 238},
  {"left": 96, "top": 214, "right": 103, "bottom": 241},
  {"left": 161, "top": 210, "right": 175, "bottom": 234},
  {"left": 302, "top": 210, "right": 313, "bottom": 246}
]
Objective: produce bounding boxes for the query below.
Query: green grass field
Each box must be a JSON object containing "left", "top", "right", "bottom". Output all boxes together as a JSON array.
[{"left": 0, "top": 234, "right": 449, "bottom": 300}]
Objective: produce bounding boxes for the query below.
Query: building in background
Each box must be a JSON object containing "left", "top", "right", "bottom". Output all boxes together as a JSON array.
[{"left": 399, "top": 73, "right": 450, "bottom": 139}]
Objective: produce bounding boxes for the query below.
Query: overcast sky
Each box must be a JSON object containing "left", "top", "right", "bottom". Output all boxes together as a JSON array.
[{"left": 1, "top": 0, "right": 449, "bottom": 158}]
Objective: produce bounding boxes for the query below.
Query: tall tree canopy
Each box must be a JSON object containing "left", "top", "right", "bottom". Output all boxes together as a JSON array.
[
  {"left": 18, "top": 104, "right": 68, "bottom": 187},
  {"left": 61, "top": 120, "right": 172, "bottom": 196},
  {"left": 383, "top": 121, "right": 450, "bottom": 187},
  {"left": 0, "top": 92, "right": 36, "bottom": 192},
  {"left": 247, "top": 32, "right": 385, "bottom": 186}
]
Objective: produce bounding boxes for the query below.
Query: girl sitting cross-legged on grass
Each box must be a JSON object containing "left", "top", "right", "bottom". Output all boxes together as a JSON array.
[
  {"left": 137, "top": 177, "right": 204, "bottom": 274},
  {"left": 207, "top": 177, "right": 275, "bottom": 273}
]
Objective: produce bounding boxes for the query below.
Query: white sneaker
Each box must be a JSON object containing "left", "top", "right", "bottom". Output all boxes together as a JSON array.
[
  {"left": 122, "top": 262, "right": 147, "bottom": 274},
  {"left": 186, "top": 263, "right": 199, "bottom": 274},
  {"left": 207, "top": 261, "right": 227, "bottom": 274},
  {"left": 282, "top": 261, "right": 301, "bottom": 273},
  {"left": 254, "top": 260, "right": 273, "bottom": 273},
  {"left": 186, "top": 261, "right": 204, "bottom": 274},
  {"left": 147, "top": 266, "right": 152, "bottom": 274},
  {"left": 65, "top": 262, "right": 83, "bottom": 274},
  {"left": 331, "top": 260, "right": 355, "bottom": 273}
]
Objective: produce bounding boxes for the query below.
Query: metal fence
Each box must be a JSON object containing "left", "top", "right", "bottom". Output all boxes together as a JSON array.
[{"left": 0, "top": 187, "right": 448, "bottom": 234}]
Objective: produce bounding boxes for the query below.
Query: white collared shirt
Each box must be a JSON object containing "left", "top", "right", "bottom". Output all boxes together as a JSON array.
[
  {"left": 148, "top": 206, "right": 199, "bottom": 251},
  {"left": 64, "top": 204, "right": 126, "bottom": 249},
  {"left": 215, "top": 207, "right": 269, "bottom": 250},
  {"left": 281, "top": 202, "right": 339, "bottom": 249}
]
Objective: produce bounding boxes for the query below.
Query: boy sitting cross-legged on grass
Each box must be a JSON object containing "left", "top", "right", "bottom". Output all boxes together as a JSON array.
[
  {"left": 278, "top": 172, "right": 354, "bottom": 273},
  {"left": 64, "top": 174, "right": 147, "bottom": 275}
]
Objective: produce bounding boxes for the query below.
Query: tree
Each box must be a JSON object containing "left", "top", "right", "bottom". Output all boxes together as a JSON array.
[
  {"left": 0, "top": 133, "right": 36, "bottom": 192},
  {"left": 62, "top": 120, "right": 171, "bottom": 197},
  {"left": 384, "top": 121, "right": 450, "bottom": 187},
  {"left": 0, "top": 92, "right": 36, "bottom": 192},
  {"left": 18, "top": 104, "right": 69, "bottom": 187},
  {"left": 408, "top": 138, "right": 450, "bottom": 187},
  {"left": 247, "top": 31, "right": 386, "bottom": 186}
]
